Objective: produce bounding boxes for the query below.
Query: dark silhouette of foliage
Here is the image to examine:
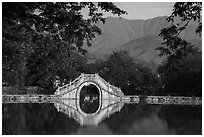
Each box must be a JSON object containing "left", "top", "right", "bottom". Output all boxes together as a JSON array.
[
  {"left": 3, "top": 2, "right": 127, "bottom": 52},
  {"left": 2, "top": 2, "right": 127, "bottom": 91},
  {"left": 156, "top": 2, "right": 202, "bottom": 96},
  {"left": 156, "top": 2, "right": 201, "bottom": 58},
  {"left": 167, "top": 2, "right": 202, "bottom": 35},
  {"left": 97, "top": 51, "right": 160, "bottom": 95},
  {"left": 158, "top": 52, "right": 202, "bottom": 96}
]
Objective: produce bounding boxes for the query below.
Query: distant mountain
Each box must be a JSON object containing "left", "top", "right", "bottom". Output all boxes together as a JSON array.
[
  {"left": 117, "top": 34, "right": 164, "bottom": 64},
  {"left": 85, "top": 16, "right": 201, "bottom": 66}
]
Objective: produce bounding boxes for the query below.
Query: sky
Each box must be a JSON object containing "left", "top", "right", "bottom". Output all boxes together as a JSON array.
[{"left": 101, "top": 2, "right": 175, "bottom": 20}]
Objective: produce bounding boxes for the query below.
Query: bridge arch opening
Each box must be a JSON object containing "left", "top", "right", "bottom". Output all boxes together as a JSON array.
[{"left": 79, "top": 82, "right": 101, "bottom": 114}]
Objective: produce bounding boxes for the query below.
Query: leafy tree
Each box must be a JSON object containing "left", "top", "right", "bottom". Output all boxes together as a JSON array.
[
  {"left": 3, "top": 2, "right": 127, "bottom": 51},
  {"left": 2, "top": 2, "right": 127, "bottom": 91},
  {"left": 156, "top": 2, "right": 202, "bottom": 96},
  {"left": 97, "top": 51, "right": 160, "bottom": 95},
  {"left": 158, "top": 52, "right": 202, "bottom": 96},
  {"left": 167, "top": 2, "right": 201, "bottom": 35},
  {"left": 156, "top": 2, "right": 201, "bottom": 65},
  {"left": 156, "top": 2, "right": 201, "bottom": 61}
]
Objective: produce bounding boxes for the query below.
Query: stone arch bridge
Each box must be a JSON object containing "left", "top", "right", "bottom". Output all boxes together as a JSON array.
[{"left": 2, "top": 73, "right": 201, "bottom": 126}]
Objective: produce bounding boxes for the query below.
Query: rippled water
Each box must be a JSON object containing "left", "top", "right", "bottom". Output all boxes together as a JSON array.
[{"left": 2, "top": 103, "right": 202, "bottom": 135}]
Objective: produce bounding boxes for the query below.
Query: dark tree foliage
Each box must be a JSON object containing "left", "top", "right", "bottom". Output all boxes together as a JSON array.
[
  {"left": 156, "top": 2, "right": 201, "bottom": 59},
  {"left": 156, "top": 2, "right": 202, "bottom": 96},
  {"left": 97, "top": 51, "right": 160, "bottom": 95},
  {"left": 167, "top": 2, "right": 202, "bottom": 35},
  {"left": 158, "top": 52, "right": 202, "bottom": 96},
  {"left": 2, "top": 2, "right": 127, "bottom": 91},
  {"left": 3, "top": 2, "right": 126, "bottom": 53}
]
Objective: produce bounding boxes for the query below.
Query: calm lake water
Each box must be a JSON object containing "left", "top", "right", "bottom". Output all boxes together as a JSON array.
[{"left": 2, "top": 103, "right": 202, "bottom": 135}]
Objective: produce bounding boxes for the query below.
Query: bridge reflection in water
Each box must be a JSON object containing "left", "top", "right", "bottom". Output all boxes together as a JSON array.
[
  {"left": 54, "top": 73, "right": 125, "bottom": 126},
  {"left": 54, "top": 98, "right": 124, "bottom": 126},
  {"left": 2, "top": 73, "right": 202, "bottom": 126}
]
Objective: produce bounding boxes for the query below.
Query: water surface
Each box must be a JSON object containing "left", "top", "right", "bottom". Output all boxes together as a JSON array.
[{"left": 2, "top": 103, "right": 202, "bottom": 135}]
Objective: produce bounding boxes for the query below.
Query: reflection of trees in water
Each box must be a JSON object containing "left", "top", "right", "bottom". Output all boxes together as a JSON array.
[
  {"left": 103, "top": 104, "right": 202, "bottom": 135},
  {"left": 3, "top": 104, "right": 79, "bottom": 134},
  {"left": 158, "top": 105, "right": 202, "bottom": 135},
  {"left": 3, "top": 104, "right": 202, "bottom": 135},
  {"left": 103, "top": 104, "right": 159, "bottom": 134},
  {"left": 3, "top": 104, "right": 28, "bottom": 134}
]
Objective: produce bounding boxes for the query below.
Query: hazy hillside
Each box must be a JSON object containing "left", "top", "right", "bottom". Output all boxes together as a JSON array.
[{"left": 85, "top": 16, "right": 201, "bottom": 66}]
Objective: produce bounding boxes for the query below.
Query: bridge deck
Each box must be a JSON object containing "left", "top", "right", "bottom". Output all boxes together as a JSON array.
[{"left": 2, "top": 94, "right": 202, "bottom": 105}]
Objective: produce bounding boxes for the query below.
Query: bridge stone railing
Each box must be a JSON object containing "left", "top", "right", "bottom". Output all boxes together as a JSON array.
[{"left": 2, "top": 94, "right": 202, "bottom": 105}]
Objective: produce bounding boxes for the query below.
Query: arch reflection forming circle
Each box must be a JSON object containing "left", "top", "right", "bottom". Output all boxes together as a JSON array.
[{"left": 76, "top": 81, "right": 102, "bottom": 116}]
